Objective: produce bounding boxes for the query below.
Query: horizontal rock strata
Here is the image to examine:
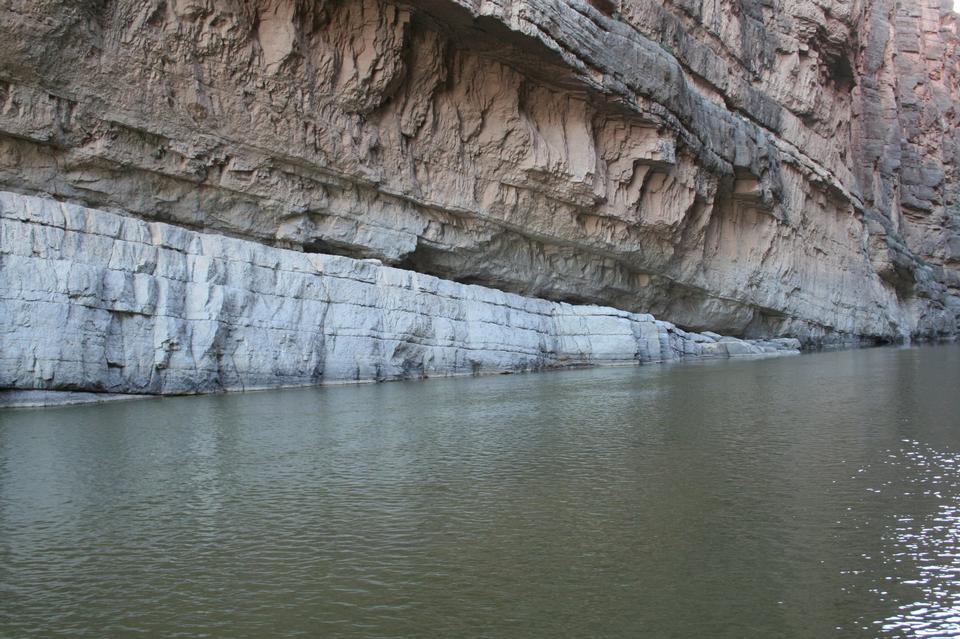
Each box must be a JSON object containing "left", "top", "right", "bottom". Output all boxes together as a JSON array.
[
  {"left": 0, "top": 0, "right": 957, "bottom": 347},
  {"left": 0, "top": 192, "right": 798, "bottom": 396}
]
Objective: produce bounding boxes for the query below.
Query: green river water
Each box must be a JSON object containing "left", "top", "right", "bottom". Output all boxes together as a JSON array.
[{"left": 2, "top": 344, "right": 959, "bottom": 638}]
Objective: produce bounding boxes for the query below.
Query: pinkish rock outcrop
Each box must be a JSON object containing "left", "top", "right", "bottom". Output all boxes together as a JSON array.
[{"left": 0, "top": 0, "right": 957, "bottom": 370}]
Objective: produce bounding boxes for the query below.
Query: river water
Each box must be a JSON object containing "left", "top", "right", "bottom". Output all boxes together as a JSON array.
[{"left": 1, "top": 344, "right": 959, "bottom": 638}]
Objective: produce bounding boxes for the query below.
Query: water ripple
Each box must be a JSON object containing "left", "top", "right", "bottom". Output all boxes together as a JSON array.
[{"left": 1, "top": 344, "right": 959, "bottom": 638}]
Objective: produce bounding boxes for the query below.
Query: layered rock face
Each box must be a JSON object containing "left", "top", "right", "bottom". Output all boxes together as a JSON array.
[
  {"left": 0, "top": 192, "right": 799, "bottom": 395},
  {"left": 0, "top": 0, "right": 957, "bottom": 379}
]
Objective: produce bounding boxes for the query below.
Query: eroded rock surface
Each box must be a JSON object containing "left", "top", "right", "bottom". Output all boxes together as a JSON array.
[
  {"left": 0, "top": 192, "right": 799, "bottom": 395},
  {"left": 0, "top": 0, "right": 957, "bottom": 375}
]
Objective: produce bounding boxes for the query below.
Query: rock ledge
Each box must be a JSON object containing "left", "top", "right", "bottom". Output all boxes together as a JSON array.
[{"left": 0, "top": 192, "right": 799, "bottom": 398}]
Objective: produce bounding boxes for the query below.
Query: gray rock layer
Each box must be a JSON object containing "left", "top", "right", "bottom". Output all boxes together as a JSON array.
[
  {"left": 0, "top": 0, "right": 957, "bottom": 347},
  {"left": 0, "top": 192, "right": 798, "bottom": 395}
]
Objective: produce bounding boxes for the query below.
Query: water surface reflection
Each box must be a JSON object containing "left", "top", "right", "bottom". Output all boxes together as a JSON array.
[{"left": 1, "top": 344, "right": 959, "bottom": 637}]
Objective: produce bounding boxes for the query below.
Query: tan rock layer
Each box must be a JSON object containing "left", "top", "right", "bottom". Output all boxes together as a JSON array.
[{"left": 0, "top": 0, "right": 956, "bottom": 345}]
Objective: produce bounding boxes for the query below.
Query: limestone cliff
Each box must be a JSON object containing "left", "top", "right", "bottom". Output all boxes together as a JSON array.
[
  {"left": 0, "top": 191, "right": 799, "bottom": 397},
  {"left": 0, "top": 0, "right": 958, "bottom": 394}
]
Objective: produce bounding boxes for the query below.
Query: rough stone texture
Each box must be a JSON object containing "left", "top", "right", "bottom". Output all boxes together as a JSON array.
[
  {"left": 0, "top": 0, "right": 957, "bottom": 352},
  {"left": 0, "top": 192, "right": 798, "bottom": 395},
  {"left": 853, "top": 0, "right": 960, "bottom": 332}
]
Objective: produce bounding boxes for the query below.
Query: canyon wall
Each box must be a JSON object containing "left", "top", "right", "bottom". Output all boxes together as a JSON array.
[
  {"left": 0, "top": 191, "right": 798, "bottom": 397},
  {"left": 0, "top": 0, "right": 958, "bottom": 395}
]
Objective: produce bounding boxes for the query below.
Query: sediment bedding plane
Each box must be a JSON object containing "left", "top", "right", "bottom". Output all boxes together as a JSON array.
[
  {"left": 0, "top": 192, "right": 799, "bottom": 403},
  {"left": 0, "top": 0, "right": 958, "bottom": 400}
]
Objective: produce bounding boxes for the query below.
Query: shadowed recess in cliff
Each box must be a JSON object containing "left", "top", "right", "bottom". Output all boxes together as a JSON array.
[{"left": 0, "top": 0, "right": 955, "bottom": 349}]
